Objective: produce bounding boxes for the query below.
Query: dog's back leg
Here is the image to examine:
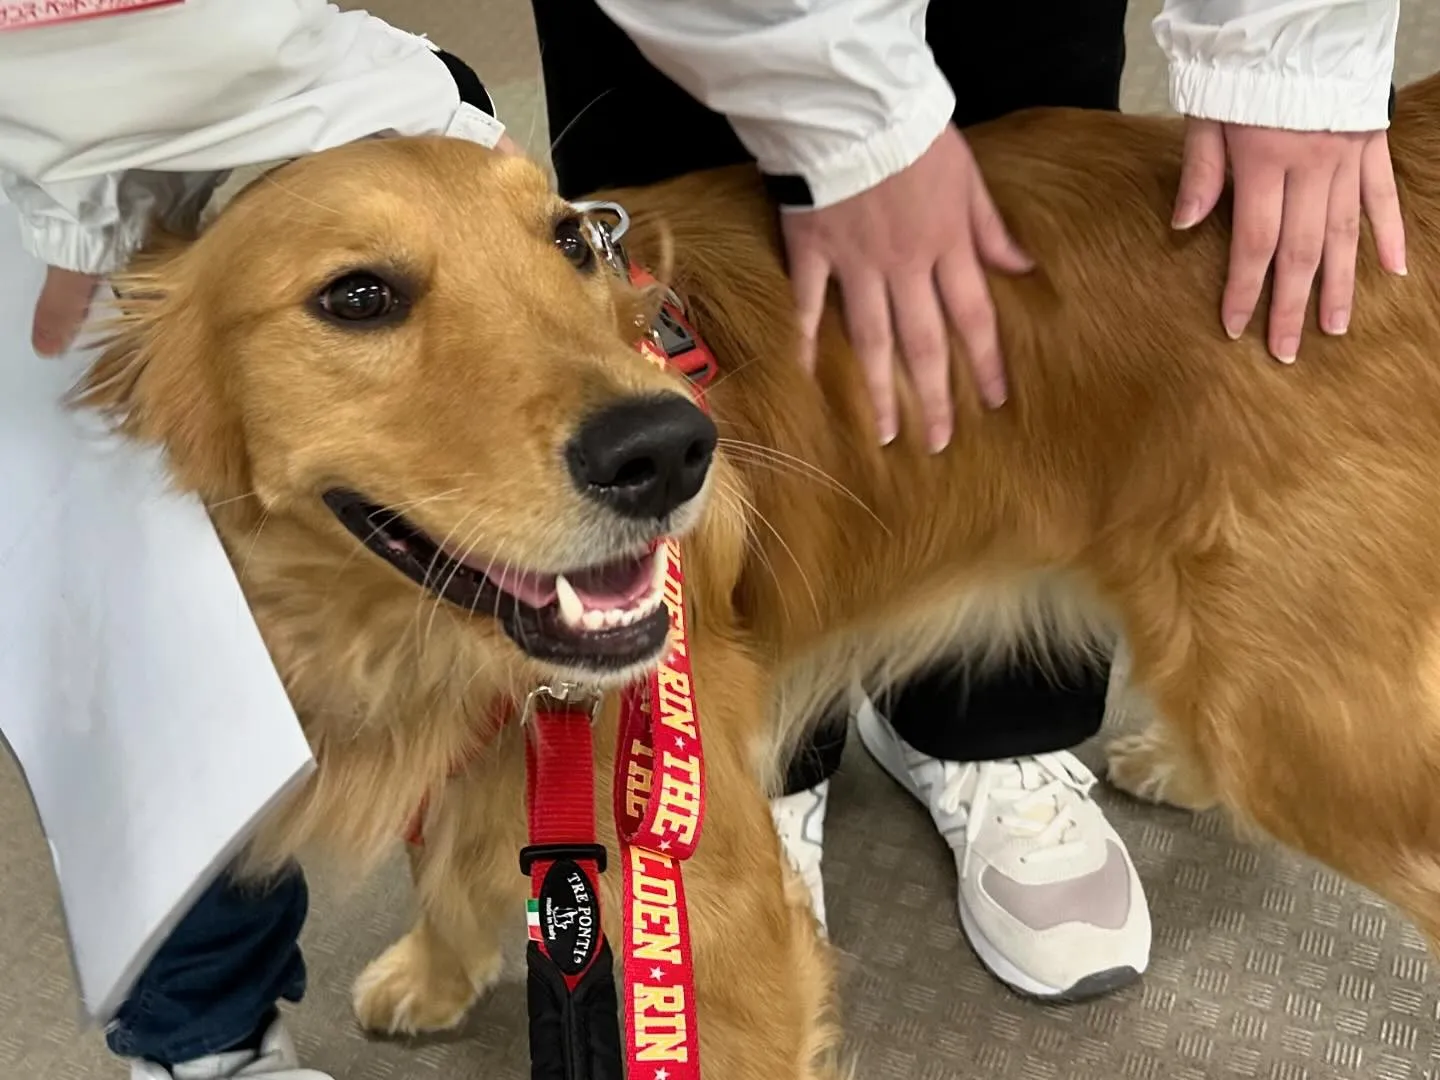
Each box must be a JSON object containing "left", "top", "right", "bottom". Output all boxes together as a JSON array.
[{"left": 1134, "top": 639, "right": 1440, "bottom": 953}]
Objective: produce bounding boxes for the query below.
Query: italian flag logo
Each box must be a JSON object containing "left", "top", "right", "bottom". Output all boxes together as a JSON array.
[{"left": 527, "top": 898, "right": 542, "bottom": 943}]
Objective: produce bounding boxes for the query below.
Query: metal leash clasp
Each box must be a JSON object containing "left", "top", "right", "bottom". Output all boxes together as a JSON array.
[
  {"left": 569, "top": 199, "right": 631, "bottom": 279},
  {"left": 520, "top": 681, "right": 604, "bottom": 727}
]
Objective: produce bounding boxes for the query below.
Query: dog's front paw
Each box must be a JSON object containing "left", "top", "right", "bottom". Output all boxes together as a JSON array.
[
  {"left": 1106, "top": 728, "right": 1217, "bottom": 813},
  {"left": 352, "top": 927, "right": 501, "bottom": 1036}
]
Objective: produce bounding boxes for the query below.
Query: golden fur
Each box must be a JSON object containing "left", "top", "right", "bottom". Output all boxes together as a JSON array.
[{"left": 76, "top": 70, "right": 1440, "bottom": 1075}]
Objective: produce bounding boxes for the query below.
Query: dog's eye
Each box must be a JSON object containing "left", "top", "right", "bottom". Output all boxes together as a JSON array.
[
  {"left": 316, "top": 272, "right": 403, "bottom": 325},
  {"left": 553, "top": 217, "right": 595, "bottom": 272}
]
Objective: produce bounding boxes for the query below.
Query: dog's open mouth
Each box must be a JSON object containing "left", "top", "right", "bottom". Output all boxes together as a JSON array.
[{"left": 323, "top": 489, "right": 671, "bottom": 671}]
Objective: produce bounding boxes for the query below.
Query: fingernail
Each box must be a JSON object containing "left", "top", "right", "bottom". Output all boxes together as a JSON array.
[
  {"left": 1274, "top": 337, "right": 1298, "bottom": 364},
  {"left": 1172, "top": 199, "right": 1201, "bottom": 230},
  {"left": 1223, "top": 315, "right": 1245, "bottom": 341},
  {"left": 1393, "top": 258, "right": 1408, "bottom": 277},
  {"left": 879, "top": 424, "right": 898, "bottom": 447},
  {"left": 1322, "top": 309, "right": 1350, "bottom": 336},
  {"left": 926, "top": 427, "right": 951, "bottom": 454}
]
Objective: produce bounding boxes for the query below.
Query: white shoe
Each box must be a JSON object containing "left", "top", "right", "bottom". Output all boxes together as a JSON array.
[
  {"left": 770, "top": 780, "right": 829, "bottom": 936},
  {"left": 857, "top": 699, "right": 1150, "bottom": 1001},
  {"left": 130, "top": 1019, "right": 332, "bottom": 1080}
]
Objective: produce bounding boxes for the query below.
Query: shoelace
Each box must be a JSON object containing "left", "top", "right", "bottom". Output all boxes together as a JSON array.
[{"left": 934, "top": 751, "right": 1099, "bottom": 871}]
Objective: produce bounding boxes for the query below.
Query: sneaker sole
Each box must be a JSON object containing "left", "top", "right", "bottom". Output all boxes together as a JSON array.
[
  {"left": 856, "top": 701, "right": 1146, "bottom": 1003},
  {"left": 960, "top": 900, "right": 1142, "bottom": 1002}
]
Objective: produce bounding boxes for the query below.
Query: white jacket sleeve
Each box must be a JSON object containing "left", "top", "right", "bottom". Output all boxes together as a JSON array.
[
  {"left": 1153, "top": 0, "right": 1399, "bottom": 132},
  {"left": 593, "top": 0, "right": 955, "bottom": 211},
  {"left": 0, "top": 0, "right": 499, "bottom": 275}
]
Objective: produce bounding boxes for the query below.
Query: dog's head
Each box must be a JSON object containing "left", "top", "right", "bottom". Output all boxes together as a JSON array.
[{"left": 78, "top": 137, "right": 724, "bottom": 688}]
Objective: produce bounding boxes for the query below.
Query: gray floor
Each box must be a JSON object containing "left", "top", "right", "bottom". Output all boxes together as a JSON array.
[{"left": 4, "top": 2, "right": 1440, "bottom": 1077}]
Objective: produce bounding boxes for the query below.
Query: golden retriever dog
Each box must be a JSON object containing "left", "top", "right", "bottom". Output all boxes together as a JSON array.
[{"left": 76, "top": 65, "right": 1440, "bottom": 1075}]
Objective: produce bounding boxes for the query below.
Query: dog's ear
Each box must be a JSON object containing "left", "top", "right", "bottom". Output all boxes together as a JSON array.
[{"left": 71, "top": 229, "right": 251, "bottom": 502}]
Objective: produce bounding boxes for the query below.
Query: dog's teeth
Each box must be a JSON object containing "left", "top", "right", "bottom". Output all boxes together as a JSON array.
[
  {"left": 581, "top": 608, "right": 607, "bottom": 632},
  {"left": 637, "top": 581, "right": 664, "bottom": 616},
  {"left": 556, "top": 575, "right": 584, "bottom": 628}
]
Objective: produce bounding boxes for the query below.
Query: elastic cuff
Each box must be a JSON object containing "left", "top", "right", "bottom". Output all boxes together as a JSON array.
[
  {"left": 19, "top": 216, "right": 140, "bottom": 275},
  {"left": 427, "top": 45, "right": 507, "bottom": 148},
  {"left": 430, "top": 48, "right": 497, "bottom": 118},
  {"left": 761, "top": 69, "right": 956, "bottom": 210},
  {"left": 1169, "top": 61, "right": 1394, "bottom": 132}
]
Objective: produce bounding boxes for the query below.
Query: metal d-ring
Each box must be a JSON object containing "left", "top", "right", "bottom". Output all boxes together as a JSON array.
[{"left": 520, "top": 682, "right": 604, "bottom": 727}]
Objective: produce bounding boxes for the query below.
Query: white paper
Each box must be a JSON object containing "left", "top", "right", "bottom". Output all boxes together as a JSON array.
[{"left": 0, "top": 206, "right": 315, "bottom": 1024}]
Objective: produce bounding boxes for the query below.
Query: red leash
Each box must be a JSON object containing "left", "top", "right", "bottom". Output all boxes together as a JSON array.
[
  {"left": 523, "top": 268, "right": 715, "bottom": 1079},
  {"left": 614, "top": 537, "right": 705, "bottom": 1078},
  {"left": 409, "top": 257, "right": 719, "bottom": 1080},
  {"left": 523, "top": 535, "right": 705, "bottom": 1080}
]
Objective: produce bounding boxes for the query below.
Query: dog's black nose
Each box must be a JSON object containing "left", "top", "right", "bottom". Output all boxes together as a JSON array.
[{"left": 567, "top": 395, "right": 717, "bottom": 520}]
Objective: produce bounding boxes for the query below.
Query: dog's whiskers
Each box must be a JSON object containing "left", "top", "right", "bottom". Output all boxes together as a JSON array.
[
  {"left": 413, "top": 508, "right": 494, "bottom": 649},
  {"left": 321, "top": 489, "right": 466, "bottom": 606},
  {"left": 712, "top": 475, "right": 798, "bottom": 628},
  {"left": 203, "top": 491, "right": 261, "bottom": 512},
  {"left": 549, "top": 89, "right": 612, "bottom": 157},
  {"left": 717, "top": 438, "right": 889, "bottom": 534},
  {"left": 426, "top": 514, "right": 502, "bottom": 645}
]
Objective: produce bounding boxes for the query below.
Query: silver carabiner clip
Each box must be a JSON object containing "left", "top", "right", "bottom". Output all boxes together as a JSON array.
[{"left": 570, "top": 199, "right": 631, "bottom": 278}]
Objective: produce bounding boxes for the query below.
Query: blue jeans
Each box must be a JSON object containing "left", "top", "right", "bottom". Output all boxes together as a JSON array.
[{"left": 105, "top": 865, "right": 309, "bottom": 1067}]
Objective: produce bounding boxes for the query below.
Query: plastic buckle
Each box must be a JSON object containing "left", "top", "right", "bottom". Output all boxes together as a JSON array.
[{"left": 519, "top": 842, "right": 609, "bottom": 875}]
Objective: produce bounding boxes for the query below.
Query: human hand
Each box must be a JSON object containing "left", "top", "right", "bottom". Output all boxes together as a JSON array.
[
  {"left": 32, "top": 266, "right": 101, "bottom": 357},
  {"left": 781, "top": 124, "right": 1033, "bottom": 452},
  {"left": 1171, "top": 119, "right": 1406, "bottom": 363}
]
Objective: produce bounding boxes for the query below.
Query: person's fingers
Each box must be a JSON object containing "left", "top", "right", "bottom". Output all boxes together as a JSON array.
[
  {"left": 1359, "top": 131, "right": 1407, "bottom": 276},
  {"left": 1265, "top": 164, "right": 1330, "bottom": 362},
  {"left": 835, "top": 269, "right": 899, "bottom": 444},
  {"left": 966, "top": 165, "right": 1033, "bottom": 275},
  {"left": 32, "top": 266, "right": 100, "bottom": 357},
  {"left": 1222, "top": 150, "right": 1286, "bottom": 343},
  {"left": 1173, "top": 119, "right": 1228, "bottom": 229},
  {"left": 781, "top": 223, "right": 832, "bottom": 375},
  {"left": 936, "top": 247, "right": 1005, "bottom": 410},
  {"left": 889, "top": 269, "right": 954, "bottom": 452},
  {"left": 1318, "top": 156, "right": 1362, "bottom": 336},
  {"left": 494, "top": 132, "right": 523, "bottom": 156}
]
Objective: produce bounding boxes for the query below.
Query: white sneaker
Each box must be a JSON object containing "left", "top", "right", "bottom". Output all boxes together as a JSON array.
[
  {"left": 769, "top": 780, "right": 829, "bottom": 936},
  {"left": 130, "top": 1019, "right": 332, "bottom": 1080},
  {"left": 857, "top": 699, "right": 1150, "bottom": 1001}
]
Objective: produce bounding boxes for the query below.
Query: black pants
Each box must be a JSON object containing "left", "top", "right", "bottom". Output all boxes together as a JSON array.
[{"left": 532, "top": 0, "right": 1127, "bottom": 794}]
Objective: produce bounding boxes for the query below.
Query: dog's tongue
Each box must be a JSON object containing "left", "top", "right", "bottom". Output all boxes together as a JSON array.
[
  {"left": 565, "top": 554, "right": 653, "bottom": 609},
  {"left": 476, "top": 553, "right": 652, "bottom": 611},
  {"left": 483, "top": 567, "right": 558, "bottom": 608}
]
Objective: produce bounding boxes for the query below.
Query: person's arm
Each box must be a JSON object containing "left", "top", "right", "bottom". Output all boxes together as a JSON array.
[
  {"left": 1153, "top": 0, "right": 1400, "bottom": 132},
  {"left": 0, "top": 0, "right": 497, "bottom": 276},
  {"left": 593, "top": 0, "right": 954, "bottom": 210}
]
